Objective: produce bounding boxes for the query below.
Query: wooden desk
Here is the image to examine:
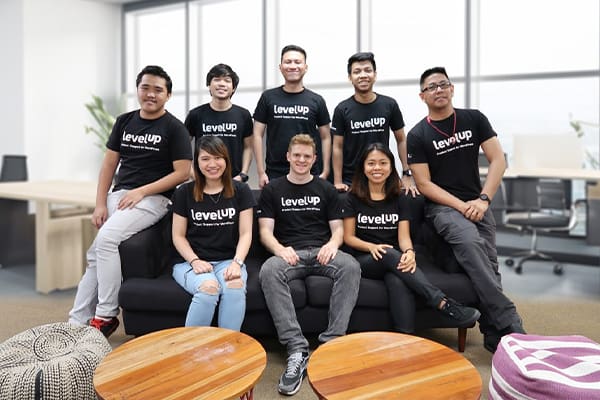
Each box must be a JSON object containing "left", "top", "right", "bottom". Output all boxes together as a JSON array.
[
  {"left": 94, "top": 327, "right": 267, "bottom": 400},
  {"left": 0, "top": 181, "right": 97, "bottom": 293},
  {"left": 307, "top": 332, "right": 481, "bottom": 400}
]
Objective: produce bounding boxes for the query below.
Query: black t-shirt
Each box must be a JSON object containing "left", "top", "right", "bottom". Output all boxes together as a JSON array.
[
  {"left": 343, "top": 193, "right": 410, "bottom": 251},
  {"left": 171, "top": 180, "right": 255, "bottom": 262},
  {"left": 257, "top": 176, "right": 342, "bottom": 249},
  {"left": 184, "top": 104, "right": 253, "bottom": 177},
  {"left": 331, "top": 94, "right": 405, "bottom": 184},
  {"left": 107, "top": 110, "right": 192, "bottom": 199},
  {"left": 253, "top": 86, "right": 330, "bottom": 178},
  {"left": 407, "top": 108, "right": 496, "bottom": 201}
]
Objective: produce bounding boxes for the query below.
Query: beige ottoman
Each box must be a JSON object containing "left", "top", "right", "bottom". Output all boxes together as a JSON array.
[{"left": 0, "top": 322, "right": 112, "bottom": 400}]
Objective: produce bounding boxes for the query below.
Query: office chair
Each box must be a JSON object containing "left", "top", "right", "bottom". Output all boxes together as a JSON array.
[
  {"left": 503, "top": 178, "right": 578, "bottom": 275},
  {"left": 0, "top": 155, "right": 28, "bottom": 182}
]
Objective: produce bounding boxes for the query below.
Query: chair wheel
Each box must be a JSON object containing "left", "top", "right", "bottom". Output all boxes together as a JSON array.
[
  {"left": 515, "top": 265, "right": 523, "bottom": 274},
  {"left": 505, "top": 259, "right": 514, "bottom": 267},
  {"left": 553, "top": 264, "right": 564, "bottom": 275}
]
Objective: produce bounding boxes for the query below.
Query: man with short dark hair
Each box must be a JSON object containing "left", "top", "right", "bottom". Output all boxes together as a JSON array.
[
  {"left": 258, "top": 134, "right": 360, "bottom": 395},
  {"left": 407, "top": 66, "right": 525, "bottom": 354},
  {"left": 253, "top": 45, "right": 331, "bottom": 188},
  {"left": 185, "top": 63, "right": 253, "bottom": 182},
  {"left": 68, "top": 65, "right": 192, "bottom": 337},
  {"left": 332, "top": 51, "right": 416, "bottom": 194}
]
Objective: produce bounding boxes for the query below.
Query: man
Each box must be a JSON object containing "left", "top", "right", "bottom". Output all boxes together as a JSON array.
[
  {"left": 332, "top": 52, "right": 416, "bottom": 194},
  {"left": 184, "top": 63, "right": 253, "bottom": 182},
  {"left": 253, "top": 44, "right": 331, "bottom": 188},
  {"left": 258, "top": 134, "right": 360, "bottom": 395},
  {"left": 407, "top": 66, "right": 525, "bottom": 353},
  {"left": 68, "top": 65, "right": 192, "bottom": 337}
]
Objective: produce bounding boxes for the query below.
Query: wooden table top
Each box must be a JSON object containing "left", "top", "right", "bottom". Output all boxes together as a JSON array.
[
  {"left": 307, "top": 331, "right": 482, "bottom": 400},
  {"left": 94, "top": 327, "right": 267, "bottom": 400},
  {"left": 0, "top": 180, "right": 96, "bottom": 206}
]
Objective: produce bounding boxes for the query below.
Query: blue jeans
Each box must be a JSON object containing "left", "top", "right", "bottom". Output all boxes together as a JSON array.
[
  {"left": 172, "top": 260, "right": 247, "bottom": 330},
  {"left": 259, "top": 248, "right": 361, "bottom": 355},
  {"left": 426, "top": 203, "right": 522, "bottom": 332}
]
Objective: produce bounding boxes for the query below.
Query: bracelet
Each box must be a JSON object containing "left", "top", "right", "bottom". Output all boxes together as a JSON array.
[
  {"left": 189, "top": 257, "right": 200, "bottom": 265},
  {"left": 403, "top": 248, "right": 415, "bottom": 254}
]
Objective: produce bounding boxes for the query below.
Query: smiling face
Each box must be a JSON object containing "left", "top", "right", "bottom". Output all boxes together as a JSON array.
[
  {"left": 419, "top": 72, "right": 454, "bottom": 112},
  {"left": 197, "top": 149, "right": 227, "bottom": 182},
  {"left": 137, "top": 74, "right": 171, "bottom": 119},
  {"left": 363, "top": 149, "right": 392, "bottom": 185},
  {"left": 287, "top": 143, "right": 316, "bottom": 177},
  {"left": 349, "top": 60, "right": 377, "bottom": 94},
  {"left": 208, "top": 75, "right": 235, "bottom": 100},
  {"left": 279, "top": 50, "right": 308, "bottom": 84}
]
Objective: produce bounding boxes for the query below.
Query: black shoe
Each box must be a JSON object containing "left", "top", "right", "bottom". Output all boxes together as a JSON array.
[
  {"left": 90, "top": 317, "right": 119, "bottom": 338},
  {"left": 483, "top": 322, "right": 526, "bottom": 354},
  {"left": 438, "top": 298, "right": 481, "bottom": 327},
  {"left": 278, "top": 351, "right": 309, "bottom": 396}
]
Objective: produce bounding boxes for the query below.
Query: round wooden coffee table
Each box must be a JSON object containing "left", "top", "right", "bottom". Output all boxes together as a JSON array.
[
  {"left": 307, "top": 331, "right": 481, "bottom": 399},
  {"left": 94, "top": 327, "right": 266, "bottom": 400}
]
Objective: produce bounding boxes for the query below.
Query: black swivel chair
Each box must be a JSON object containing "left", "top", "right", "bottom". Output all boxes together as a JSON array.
[{"left": 503, "top": 178, "right": 578, "bottom": 275}]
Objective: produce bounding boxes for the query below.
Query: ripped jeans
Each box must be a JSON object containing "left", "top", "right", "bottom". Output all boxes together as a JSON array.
[{"left": 172, "top": 260, "right": 247, "bottom": 331}]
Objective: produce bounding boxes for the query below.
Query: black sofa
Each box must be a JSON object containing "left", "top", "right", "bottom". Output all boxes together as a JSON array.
[{"left": 118, "top": 192, "right": 480, "bottom": 351}]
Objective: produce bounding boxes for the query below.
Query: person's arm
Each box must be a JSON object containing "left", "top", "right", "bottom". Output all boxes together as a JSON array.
[
  {"left": 479, "top": 137, "right": 506, "bottom": 200},
  {"left": 393, "top": 128, "right": 418, "bottom": 196},
  {"left": 316, "top": 219, "right": 343, "bottom": 265},
  {"left": 332, "top": 135, "right": 346, "bottom": 190},
  {"left": 172, "top": 213, "right": 213, "bottom": 274},
  {"left": 252, "top": 121, "right": 268, "bottom": 188},
  {"left": 240, "top": 135, "right": 253, "bottom": 177},
  {"left": 318, "top": 124, "right": 331, "bottom": 180},
  {"left": 396, "top": 220, "right": 416, "bottom": 273},
  {"left": 343, "top": 216, "right": 392, "bottom": 260},
  {"left": 92, "top": 149, "right": 120, "bottom": 228},
  {"left": 223, "top": 207, "right": 253, "bottom": 281},
  {"left": 117, "top": 159, "right": 192, "bottom": 210},
  {"left": 259, "top": 217, "right": 299, "bottom": 265},
  {"left": 411, "top": 163, "right": 468, "bottom": 213}
]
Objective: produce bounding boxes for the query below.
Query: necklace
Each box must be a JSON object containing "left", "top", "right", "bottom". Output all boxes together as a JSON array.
[
  {"left": 427, "top": 110, "right": 456, "bottom": 138},
  {"left": 208, "top": 191, "right": 222, "bottom": 204}
]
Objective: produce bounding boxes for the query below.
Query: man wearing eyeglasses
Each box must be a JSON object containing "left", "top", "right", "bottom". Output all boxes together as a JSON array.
[{"left": 407, "top": 66, "right": 525, "bottom": 354}]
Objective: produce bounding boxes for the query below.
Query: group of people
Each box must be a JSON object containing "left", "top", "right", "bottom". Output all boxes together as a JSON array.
[{"left": 67, "top": 45, "right": 525, "bottom": 397}]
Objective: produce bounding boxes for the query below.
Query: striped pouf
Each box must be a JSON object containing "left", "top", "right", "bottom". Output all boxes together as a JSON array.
[
  {"left": 489, "top": 333, "right": 600, "bottom": 399},
  {"left": 0, "top": 322, "right": 112, "bottom": 400}
]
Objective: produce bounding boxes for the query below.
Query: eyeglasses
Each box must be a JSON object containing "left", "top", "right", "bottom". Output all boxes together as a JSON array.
[{"left": 421, "top": 81, "right": 452, "bottom": 93}]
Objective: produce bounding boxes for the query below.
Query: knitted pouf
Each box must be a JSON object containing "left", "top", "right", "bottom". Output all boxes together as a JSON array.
[
  {"left": 489, "top": 333, "right": 600, "bottom": 399},
  {"left": 0, "top": 322, "right": 112, "bottom": 400}
]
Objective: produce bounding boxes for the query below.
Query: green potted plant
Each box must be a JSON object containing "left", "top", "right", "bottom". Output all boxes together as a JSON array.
[{"left": 84, "top": 95, "right": 116, "bottom": 152}]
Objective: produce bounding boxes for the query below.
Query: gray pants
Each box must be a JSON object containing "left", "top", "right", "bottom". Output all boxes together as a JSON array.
[
  {"left": 426, "top": 203, "right": 521, "bottom": 332},
  {"left": 69, "top": 190, "right": 170, "bottom": 325},
  {"left": 259, "top": 248, "right": 361, "bottom": 355}
]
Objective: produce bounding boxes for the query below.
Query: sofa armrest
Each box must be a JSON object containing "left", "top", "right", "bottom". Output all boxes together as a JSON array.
[{"left": 119, "top": 212, "right": 174, "bottom": 280}]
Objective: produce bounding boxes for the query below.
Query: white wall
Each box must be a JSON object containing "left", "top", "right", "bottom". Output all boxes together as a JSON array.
[
  {"left": 0, "top": 0, "right": 25, "bottom": 157},
  {"left": 21, "top": 0, "right": 121, "bottom": 180}
]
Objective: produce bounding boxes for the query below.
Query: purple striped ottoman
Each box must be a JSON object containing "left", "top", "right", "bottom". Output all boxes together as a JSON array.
[{"left": 489, "top": 333, "right": 600, "bottom": 399}]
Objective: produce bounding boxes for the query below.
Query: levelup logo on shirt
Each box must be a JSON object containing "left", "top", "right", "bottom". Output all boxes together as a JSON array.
[
  {"left": 202, "top": 123, "right": 238, "bottom": 133},
  {"left": 121, "top": 131, "right": 162, "bottom": 152},
  {"left": 432, "top": 130, "right": 473, "bottom": 153}
]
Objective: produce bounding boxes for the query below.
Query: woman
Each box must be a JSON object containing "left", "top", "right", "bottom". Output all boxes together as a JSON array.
[
  {"left": 343, "top": 142, "right": 480, "bottom": 333},
  {"left": 171, "top": 136, "right": 255, "bottom": 330}
]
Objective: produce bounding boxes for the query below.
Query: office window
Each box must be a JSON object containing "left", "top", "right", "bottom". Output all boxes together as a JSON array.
[{"left": 479, "top": 1, "right": 599, "bottom": 75}]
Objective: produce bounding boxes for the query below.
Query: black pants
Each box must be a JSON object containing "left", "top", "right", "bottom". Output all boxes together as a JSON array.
[{"left": 355, "top": 249, "right": 445, "bottom": 333}]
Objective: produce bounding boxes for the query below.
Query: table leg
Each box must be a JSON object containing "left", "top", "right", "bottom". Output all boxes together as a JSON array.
[{"left": 239, "top": 387, "right": 254, "bottom": 400}]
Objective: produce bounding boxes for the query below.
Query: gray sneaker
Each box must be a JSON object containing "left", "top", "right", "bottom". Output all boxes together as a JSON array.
[
  {"left": 278, "top": 351, "right": 309, "bottom": 396},
  {"left": 438, "top": 297, "right": 481, "bottom": 327}
]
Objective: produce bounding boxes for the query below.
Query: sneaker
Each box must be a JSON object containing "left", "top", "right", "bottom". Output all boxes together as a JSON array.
[
  {"left": 90, "top": 317, "right": 120, "bottom": 338},
  {"left": 278, "top": 351, "right": 309, "bottom": 396},
  {"left": 438, "top": 298, "right": 481, "bottom": 327},
  {"left": 484, "top": 322, "right": 526, "bottom": 353}
]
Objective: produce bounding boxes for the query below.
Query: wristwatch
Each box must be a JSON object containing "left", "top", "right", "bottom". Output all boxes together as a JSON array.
[
  {"left": 479, "top": 193, "right": 491, "bottom": 204},
  {"left": 402, "top": 169, "right": 412, "bottom": 177},
  {"left": 233, "top": 258, "right": 245, "bottom": 266},
  {"left": 239, "top": 172, "right": 249, "bottom": 183}
]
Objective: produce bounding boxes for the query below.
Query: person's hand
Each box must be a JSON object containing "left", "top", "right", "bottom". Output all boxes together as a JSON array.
[
  {"left": 276, "top": 246, "right": 299, "bottom": 266},
  {"left": 463, "top": 199, "right": 488, "bottom": 222},
  {"left": 233, "top": 175, "right": 242, "bottom": 182},
  {"left": 400, "top": 176, "right": 419, "bottom": 197},
  {"left": 317, "top": 242, "right": 338, "bottom": 265},
  {"left": 368, "top": 243, "right": 393, "bottom": 260},
  {"left": 259, "top": 173, "right": 269, "bottom": 189},
  {"left": 397, "top": 250, "right": 416, "bottom": 273},
  {"left": 191, "top": 259, "right": 213, "bottom": 274},
  {"left": 117, "top": 188, "right": 146, "bottom": 210},
  {"left": 91, "top": 205, "right": 108, "bottom": 229},
  {"left": 223, "top": 262, "right": 242, "bottom": 280},
  {"left": 334, "top": 182, "right": 349, "bottom": 192}
]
